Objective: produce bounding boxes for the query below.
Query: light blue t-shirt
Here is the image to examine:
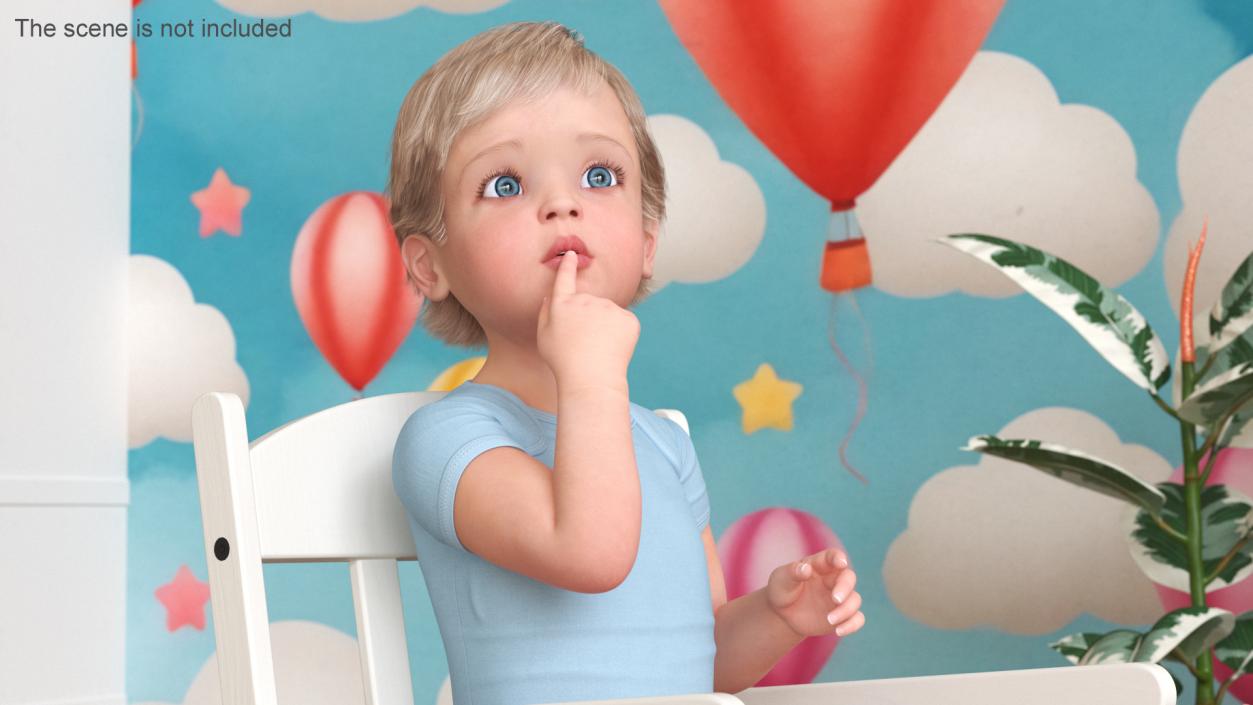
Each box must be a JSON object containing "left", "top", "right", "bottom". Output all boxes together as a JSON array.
[{"left": 392, "top": 380, "right": 715, "bottom": 705}]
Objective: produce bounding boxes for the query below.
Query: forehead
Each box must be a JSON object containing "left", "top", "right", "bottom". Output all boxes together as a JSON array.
[{"left": 448, "top": 82, "right": 636, "bottom": 176}]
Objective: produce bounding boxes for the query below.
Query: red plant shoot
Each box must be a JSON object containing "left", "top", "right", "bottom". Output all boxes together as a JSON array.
[{"left": 1181, "top": 217, "right": 1209, "bottom": 363}]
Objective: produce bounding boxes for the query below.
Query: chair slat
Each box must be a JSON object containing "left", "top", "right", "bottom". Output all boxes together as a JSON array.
[
  {"left": 192, "top": 392, "right": 280, "bottom": 705},
  {"left": 350, "top": 558, "right": 416, "bottom": 705}
]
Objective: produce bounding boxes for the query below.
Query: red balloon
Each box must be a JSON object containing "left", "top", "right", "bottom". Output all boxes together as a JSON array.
[
  {"left": 291, "top": 192, "right": 421, "bottom": 391},
  {"left": 658, "top": 0, "right": 1004, "bottom": 211}
]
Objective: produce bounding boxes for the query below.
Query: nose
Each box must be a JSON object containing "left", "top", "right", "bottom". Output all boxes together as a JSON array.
[
  {"left": 539, "top": 177, "right": 581, "bottom": 222},
  {"left": 542, "top": 197, "right": 580, "bottom": 222}
]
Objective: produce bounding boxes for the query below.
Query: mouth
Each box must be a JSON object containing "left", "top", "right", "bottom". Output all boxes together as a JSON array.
[
  {"left": 542, "top": 235, "right": 591, "bottom": 263},
  {"left": 543, "top": 252, "right": 593, "bottom": 270}
]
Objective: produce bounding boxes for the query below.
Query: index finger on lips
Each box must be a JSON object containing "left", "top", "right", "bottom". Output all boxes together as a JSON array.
[{"left": 552, "top": 250, "right": 577, "bottom": 298}]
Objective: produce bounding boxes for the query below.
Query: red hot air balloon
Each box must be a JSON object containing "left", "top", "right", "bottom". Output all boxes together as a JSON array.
[
  {"left": 659, "top": 0, "right": 1004, "bottom": 482},
  {"left": 291, "top": 191, "right": 422, "bottom": 393},
  {"left": 657, "top": 0, "right": 1005, "bottom": 291}
]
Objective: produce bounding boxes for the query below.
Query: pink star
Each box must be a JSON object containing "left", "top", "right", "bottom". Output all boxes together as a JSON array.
[
  {"left": 154, "top": 564, "right": 211, "bottom": 632},
  {"left": 190, "top": 167, "right": 250, "bottom": 238}
]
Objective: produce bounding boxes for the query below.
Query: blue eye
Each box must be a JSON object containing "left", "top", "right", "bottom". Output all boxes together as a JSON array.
[
  {"left": 475, "top": 160, "right": 626, "bottom": 200},
  {"left": 583, "top": 164, "right": 618, "bottom": 188},
  {"left": 481, "top": 171, "right": 521, "bottom": 199}
]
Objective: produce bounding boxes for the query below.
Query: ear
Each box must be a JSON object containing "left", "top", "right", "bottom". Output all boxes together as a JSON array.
[
  {"left": 401, "top": 234, "right": 451, "bottom": 302},
  {"left": 642, "top": 217, "right": 660, "bottom": 279}
]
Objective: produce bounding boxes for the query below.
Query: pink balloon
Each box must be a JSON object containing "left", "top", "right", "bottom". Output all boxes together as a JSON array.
[
  {"left": 1156, "top": 448, "right": 1253, "bottom": 701},
  {"left": 717, "top": 507, "right": 846, "bottom": 685}
]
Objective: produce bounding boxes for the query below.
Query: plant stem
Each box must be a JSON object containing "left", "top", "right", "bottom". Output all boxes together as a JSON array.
[
  {"left": 1216, "top": 678, "right": 1233, "bottom": 704},
  {"left": 1173, "top": 647, "right": 1202, "bottom": 678},
  {"left": 1153, "top": 393, "right": 1186, "bottom": 423},
  {"left": 1205, "top": 531, "right": 1252, "bottom": 585},
  {"left": 1181, "top": 361, "right": 1216, "bottom": 705},
  {"left": 1153, "top": 512, "right": 1190, "bottom": 544},
  {"left": 1199, "top": 437, "right": 1223, "bottom": 486}
]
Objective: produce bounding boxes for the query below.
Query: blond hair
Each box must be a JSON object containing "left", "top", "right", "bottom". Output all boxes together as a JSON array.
[{"left": 387, "top": 21, "right": 666, "bottom": 349}]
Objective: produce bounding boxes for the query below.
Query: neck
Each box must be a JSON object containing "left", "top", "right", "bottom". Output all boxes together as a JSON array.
[{"left": 471, "top": 328, "right": 560, "bottom": 416}]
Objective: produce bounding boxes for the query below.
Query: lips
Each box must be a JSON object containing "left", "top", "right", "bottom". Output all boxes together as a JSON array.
[
  {"left": 542, "top": 235, "right": 590, "bottom": 263},
  {"left": 544, "top": 252, "right": 593, "bottom": 270}
]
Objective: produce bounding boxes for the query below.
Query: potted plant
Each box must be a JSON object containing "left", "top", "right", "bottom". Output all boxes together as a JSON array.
[{"left": 943, "top": 224, "right": 1253, "bottom": 705}]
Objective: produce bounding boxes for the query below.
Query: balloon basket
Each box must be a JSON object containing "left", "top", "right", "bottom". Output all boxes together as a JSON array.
[{"left": 820, "top": 238, "right": 872, "bottom": 293}]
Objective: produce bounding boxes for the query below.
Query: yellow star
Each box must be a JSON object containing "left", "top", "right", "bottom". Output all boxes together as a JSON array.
[
  {"left": 428, "top": 356, "right": 486, "bottom": 391},
  {"left": 732, "top": 363, "right": 803, "bottom": 434}
]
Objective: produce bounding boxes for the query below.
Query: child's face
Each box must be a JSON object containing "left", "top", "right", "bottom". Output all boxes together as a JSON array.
[{"left": 431, "top": 80, "right": 658, "bottom": 344}]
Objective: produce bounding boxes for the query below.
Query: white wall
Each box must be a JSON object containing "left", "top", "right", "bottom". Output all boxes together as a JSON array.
[{"left": 1, "top": 1, "right": 130, "bottom": 703}]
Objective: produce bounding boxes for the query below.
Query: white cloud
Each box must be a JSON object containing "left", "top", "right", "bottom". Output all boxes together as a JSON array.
[
  {"left": 645, "top": 114, "right": 766, "bottom": 292},
  {"left": 131, "top": 620, "right": 366, "bottom": 705},
  {"left": 883, "top": 407, "right": 1172, "bottom": 634},
  {"left": 1163, "top": 55, "right": 1253, "bottom": 346},
  {"left": 857, "top": 51, "right": 1159, "bottom": 298},
  {"left": 1162, "top": 55, "right": 1253, "bottom": 449},
  {"left": 128, "top": 255, "right": 249, "bottom": 448},
  {"left": 215, "top": 0, "right": 508, "bottom": 22}
]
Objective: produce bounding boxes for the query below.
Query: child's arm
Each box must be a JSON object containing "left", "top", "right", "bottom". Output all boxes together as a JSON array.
[
  {"left": 713, "top": 548, "right": 864, "bottom": 693},
  {"left": 453, "top": 251, "right": 642, "bottom": 593},
  {"left": 713, "top": 587, "right": 806, "bottom": 693},
  {"left": 551, "top": 383, "right": 640, "bottom": 590},
  {"left": 541, "top": 250, "right": 644, "bottom": 589}
]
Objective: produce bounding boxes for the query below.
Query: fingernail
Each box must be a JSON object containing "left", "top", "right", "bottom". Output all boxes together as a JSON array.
[
  {"left": 833, "top": 591, "right": 845, "bottom": 604},
  {"left": 828, "top": 612, "right": 837, "bottom": 626},
  {"left": 835, "top": 624, "right": 845, "bottom": 636}
]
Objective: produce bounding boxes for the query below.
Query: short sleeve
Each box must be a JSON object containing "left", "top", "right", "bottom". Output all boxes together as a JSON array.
[
  {"left": 662, "top": 417, "right": 711, "bottom": 531},
  {"left": 392, "top": 401, "right": 528, "bottom": 552}
]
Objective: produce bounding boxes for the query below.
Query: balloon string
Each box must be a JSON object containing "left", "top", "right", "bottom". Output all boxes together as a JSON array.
[{"left": 828, "top": 293, "right": 870, "bottom": 485}]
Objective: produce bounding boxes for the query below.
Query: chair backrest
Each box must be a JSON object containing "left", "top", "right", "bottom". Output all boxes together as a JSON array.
[{"left": 190, "top": 390, "right": 692, "bottom": 705}]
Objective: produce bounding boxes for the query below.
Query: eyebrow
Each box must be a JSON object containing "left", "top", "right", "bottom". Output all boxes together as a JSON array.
[{"left": 459, "top": 132, "right": 630, "bottom": 185}]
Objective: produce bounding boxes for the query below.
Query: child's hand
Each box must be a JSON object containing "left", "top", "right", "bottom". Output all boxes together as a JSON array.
[
  {"left": 537, "top": 250, "right": 640, "bottom": 389},
  {"left": 765, "top": 548, "right": 864, "bottom": 638}
]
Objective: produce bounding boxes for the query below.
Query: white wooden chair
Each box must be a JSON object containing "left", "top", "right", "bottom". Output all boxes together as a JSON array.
[{"left": 190, "top": 391, "right": 1176, "bottom": 705}]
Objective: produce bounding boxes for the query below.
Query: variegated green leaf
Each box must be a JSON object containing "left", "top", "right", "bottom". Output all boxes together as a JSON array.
[
  {"left": 1179, "top": 362, "right": 1253, "bottom": 429},
  {"left": 943, "top": 234, "right": 1170, "bottom": 393},
  {"left": 1074, "top": 608, "right": 1234, "bottom": 666},
  {"left": 1210, "top": 251, "right": 1253, "bottom": 355},
  {"left": 963, "top": 436, "right": 1165, "bottom": 515},
  {"left": 1125, "top": 483, "right": 1253, "bottom": 591},
  {"left": 1048, "top": 630, "right": 1184, "bottom": 695},
  {"left": 1215, "top": 611, "right": 1253, "bottom": 687},
  {"left": 1049, "top": 632, "right": 1106, "bottom": 665},
  {"left": 1077, "top": 629, "right": 1142, "bottom": 665},
  {"left": 1197, "top": 338, "right": 1253, "bottom": 385},
  {"left": 1136, "top": 606, "right": 1236, "bottom": 663},
  {"left": 1191, "top": 342, "right": 1253, "bottom": 447}
]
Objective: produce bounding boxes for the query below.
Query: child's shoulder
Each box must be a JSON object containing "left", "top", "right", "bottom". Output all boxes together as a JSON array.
[{"left": 399, "top": 382, "right": 546, "bottom": 449}]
